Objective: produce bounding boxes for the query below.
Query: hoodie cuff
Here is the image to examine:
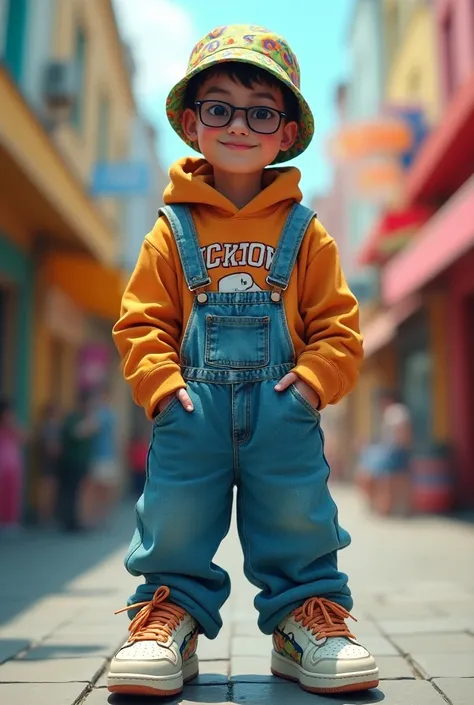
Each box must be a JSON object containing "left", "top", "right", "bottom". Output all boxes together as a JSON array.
[
  {"left": 136, "top": 365, "right": 186, "bottom": 420},
  {"left": 292, "top": 354, "right": 342, "bottom": 410}
]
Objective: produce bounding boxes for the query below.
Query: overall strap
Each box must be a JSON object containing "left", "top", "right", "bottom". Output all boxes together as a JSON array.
[
  {"left": 159, "top": 205, "right": 211, "bottom": 291},
  {"left": 266, "top": 203, "right": 316, "bottom": 292}
]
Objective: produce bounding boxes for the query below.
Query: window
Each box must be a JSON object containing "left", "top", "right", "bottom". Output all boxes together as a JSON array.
[
  {"left": 71, "top": 25, "right": 86, "bottom": 130},
  {"left": 96, "top": 93, "right": 110, "bottom": 161}
]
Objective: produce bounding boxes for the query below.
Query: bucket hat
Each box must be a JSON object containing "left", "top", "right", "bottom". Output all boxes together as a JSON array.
[{"left": 166, "top": 24, "right": 314, "bottom": 163}]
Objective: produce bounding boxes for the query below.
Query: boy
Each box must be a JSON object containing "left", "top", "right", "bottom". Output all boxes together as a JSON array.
[{"left": 109, "top": 25, "right": 379, "bottom": 697}]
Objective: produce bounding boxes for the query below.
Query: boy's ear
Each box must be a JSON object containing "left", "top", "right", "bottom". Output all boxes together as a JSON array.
[
  {"left": 182, "top": 108, "right": 199, "bottom": 142},
  {"left": 279, "top": 121, "right": 298, "bottom": 153}
]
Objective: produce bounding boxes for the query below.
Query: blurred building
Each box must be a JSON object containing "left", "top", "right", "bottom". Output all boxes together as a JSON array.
[
  {"left": 331, "top": 0, "right": 474, "bottom": 507},
  {"left": 0, "top": 0, "right": 166, "bottom": 515}
]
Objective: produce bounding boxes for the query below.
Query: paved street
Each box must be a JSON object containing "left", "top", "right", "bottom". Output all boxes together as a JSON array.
[{"left": 1, "top": 485, "right": 474, "bottom": 704}]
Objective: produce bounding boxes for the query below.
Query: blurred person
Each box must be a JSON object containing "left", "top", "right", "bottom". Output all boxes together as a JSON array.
[
  {"left": 371, "top": 390, "right": 412, "bottom": 516},
  {"left": 35, "top": 402, "right": 62, "bottom": 526},
  {"left": 81, "top": 386, "right": 120, "bottom": 528},
  {"left": 109, "top": 25, "right": 378, "bottom": 698},
  {"left": 128, "top": 431, "right": 148, "bottom": 498},
  {"left": 0, "top": 398, "right": 25, "bottom": 534},
  {"left": 56, "top": 392, "right": 97, "bottom": 533}
]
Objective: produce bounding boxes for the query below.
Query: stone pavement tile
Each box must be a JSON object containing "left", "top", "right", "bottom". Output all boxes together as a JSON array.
[
  {"left": 0, "top": 682, "right": 87, "bottom": 705},
  {"left": 390, "top": 632, "right": 474, "bottom": 655},
  {"left": 434, "top": 677, "right": 474, "bottom": 704},
  {"left": 359, "top": 636, "right": 399, "bottom": 656},
  {"left": 431, "top": 599, "right": 474, "bottom": 617},
  {"left": 196, "top": 661, "right": 229, "bottom": 680},
  {"left": 0, "top": 656, "right": 106, "bottom": 682},
  {"left": 52, "top": 622, "right": 127, "bottom": 639},
  {"left": 199, "top": 634, "right": 231, "bottom": 660},
  {"left": 371, "top": 680, "right": 449, "bottom": 704},
  {"left": 378, "top": 617, "right": 470, "bottom": 635},
  {"left": 230, "top": 656, "right": 273, "bottom": 680},
  {"left": 366, "top": 603, "right": 439, "bottom": 620},
  {"left": 232, "top": 681, "right": 385, "bottom": 704},
  {"left": 384, "top": 584, "right": 474, "bottom": 603},
  {"left": 0, "top": 639, "right": 29, "bottom": 664},
  {"left": 412, "top": 653, "right": 474, "bottom": 678},
  {"left": 19, "top": 632, "right": 123, "bottom": 660},
  {"left": 232, "top": 621, "right": 261, "bottom": 637},
  {"left": 87, "top": 684, "right": 230, "bottom": 703},
  {"left": 376, "top": 656, "right": 415, "bottom": 680},
  {"left": 231, "top": 636, "right": 271, "bottom": 657}
]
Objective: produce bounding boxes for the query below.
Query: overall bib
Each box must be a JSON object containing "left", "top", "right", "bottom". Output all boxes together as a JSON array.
[{"left": 125, "top": 203, "right": 352, "bottom": 639}]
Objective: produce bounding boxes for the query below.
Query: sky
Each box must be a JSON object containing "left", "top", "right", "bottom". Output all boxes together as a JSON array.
[{"left": 113, "top": 0, "right": 354, "bottom": 202}]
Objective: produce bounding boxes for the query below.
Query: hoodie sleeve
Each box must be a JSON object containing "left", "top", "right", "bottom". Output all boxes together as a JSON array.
[
  {"left": 112, "top": 228, "right": 185, "bottom": 420},
  {"left": 292, "top": 222, "right": 363, "bottom": 409}
]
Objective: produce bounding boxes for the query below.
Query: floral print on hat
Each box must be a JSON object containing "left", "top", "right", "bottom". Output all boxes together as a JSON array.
[{"left": 166, "top": 25, "right": 314, "bottom": 164}]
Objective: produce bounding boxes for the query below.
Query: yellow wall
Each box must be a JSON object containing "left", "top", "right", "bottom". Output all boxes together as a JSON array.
[
  {"left": 52, "top": 0, "right": 134, "bottom": 226},
  {"left": 384, "top": 1, "right": 440, "bottom": 124}
]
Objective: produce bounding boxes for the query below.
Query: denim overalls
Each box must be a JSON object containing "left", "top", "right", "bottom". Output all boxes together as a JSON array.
[{"left": 125, "top": 203, "right": 352, "bottom": 638}]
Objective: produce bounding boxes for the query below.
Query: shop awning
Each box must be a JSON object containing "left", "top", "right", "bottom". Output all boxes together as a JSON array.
[
  {"left": 383, "top": 175, "right": 474, "bottom": 306},
  {"left": 357, "top": 205, "right": 434, "bottom": 266},
  {"left": 404, "top": 72, "right": 474, "bottom": 204},
  {"left": 45, "top": 254, "right": 126, "bottom": 321},
  {"left": 0, "top": 67, "right": 116, "bottom": 265},
  {"left": 362, "top": 294, "right": 422, "bottom": 358}
]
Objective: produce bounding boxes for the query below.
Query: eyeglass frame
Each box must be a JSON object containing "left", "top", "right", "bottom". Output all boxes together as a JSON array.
[{"left": 194, "top": 100, "right": 287, "bottom": 135}]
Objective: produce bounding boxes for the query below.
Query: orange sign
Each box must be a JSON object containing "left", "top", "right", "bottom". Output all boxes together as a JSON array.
[{"left": 329, "top": 119, "right": 413, "bottom": 161}]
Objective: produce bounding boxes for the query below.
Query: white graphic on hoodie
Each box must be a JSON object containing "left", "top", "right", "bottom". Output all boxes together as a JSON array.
[{"left": 218, "top": 273, "right": 263, "bottom": 293}]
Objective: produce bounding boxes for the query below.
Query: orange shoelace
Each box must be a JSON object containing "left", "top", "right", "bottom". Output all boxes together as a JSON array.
[
  {"left": 293, "top": 597, "right": 357, "bottom": 640},
  {"left": 115, "top": 586, "right": 187, "bottom": 644}
]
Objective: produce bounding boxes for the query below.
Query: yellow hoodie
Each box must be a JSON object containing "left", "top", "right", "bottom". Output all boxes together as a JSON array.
[{"left": 113, "top": 157, "right": 363, "bottom": 419}]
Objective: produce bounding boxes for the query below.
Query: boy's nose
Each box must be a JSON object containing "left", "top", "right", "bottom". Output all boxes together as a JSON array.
[{"left": 228, "top": 112, "right": 249, "bottom": 135}]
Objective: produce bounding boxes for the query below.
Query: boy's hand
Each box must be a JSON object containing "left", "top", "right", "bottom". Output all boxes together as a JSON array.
[
  {"left": 275, "top": 372, "right": 320, "bottom": 409},
  {"left": 158, "top": 388, "right": 194, "bottom": 414}
]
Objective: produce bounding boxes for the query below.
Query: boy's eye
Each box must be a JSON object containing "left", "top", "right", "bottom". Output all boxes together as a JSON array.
[
  {"left": 207, "top": 103, "right": 230, "bottom": 117},
  {"left": 250, "top": 108, "right": 275, "bottom": 121}
]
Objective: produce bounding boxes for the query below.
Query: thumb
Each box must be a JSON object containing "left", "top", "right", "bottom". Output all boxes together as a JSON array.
[{"left": 275, "top": 372, "right": 298, "bottom": 392}]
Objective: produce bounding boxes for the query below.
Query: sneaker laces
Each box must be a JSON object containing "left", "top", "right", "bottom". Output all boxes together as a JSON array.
[
  {"left": 293, "top": 597, "right": 357, "bottom": 640},
  {"left": 115, "top": 586, "right": 187, "bottom": 644}
]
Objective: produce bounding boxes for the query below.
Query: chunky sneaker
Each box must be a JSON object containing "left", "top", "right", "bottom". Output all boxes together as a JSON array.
[
  {"left": 107, "top": 586, "right": 199, "bottom": 696},
  {"left": 271, "top": 597, "right": 379, "bottom": 694}
]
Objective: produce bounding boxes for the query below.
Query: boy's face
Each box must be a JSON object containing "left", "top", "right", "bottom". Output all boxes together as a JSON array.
[{"left": 182, "top": 72, "right": 298, "bottom": 174}]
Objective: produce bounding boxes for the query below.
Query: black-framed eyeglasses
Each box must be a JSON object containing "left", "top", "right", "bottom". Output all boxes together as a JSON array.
[{"left": 194, "top": 100, "right": 286, "bottom": 135}]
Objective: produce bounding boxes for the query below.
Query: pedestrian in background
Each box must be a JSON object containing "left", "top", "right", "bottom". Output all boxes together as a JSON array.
[
  {"left": 81, "top": 386, "right": 120, "bottom": 528},
  {"left": 35, "top": 401, "right": 62, "bottom": 526},
  {"left": 56, "top": 392, "right": 97, "bottom": 533},
  {"left": 0, "top": 398, "right": 25, "bottom": 534}
]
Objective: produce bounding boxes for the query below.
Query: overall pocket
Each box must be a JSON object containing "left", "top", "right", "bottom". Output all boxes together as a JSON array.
[{"left": 205, "top": 315, "right": 270, "bottom": 369}]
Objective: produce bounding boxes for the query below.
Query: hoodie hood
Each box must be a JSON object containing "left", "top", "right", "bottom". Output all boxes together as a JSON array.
[{"left": 163, "top": 157, "right": 303, "bottom": 217}]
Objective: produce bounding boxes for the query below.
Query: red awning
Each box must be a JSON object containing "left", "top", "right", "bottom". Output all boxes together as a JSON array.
[
  {"left": 405, "top": 72, "right": 474, "bottom": 204},
  {"left": 357, "top": 205, "right": 434, "bottom": 266},
  {"left": 383, "top": 176, "right": 474, "bottom": 305}
]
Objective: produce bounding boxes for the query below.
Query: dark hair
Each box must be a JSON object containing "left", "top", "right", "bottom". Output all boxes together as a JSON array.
[{"left": 184, "top": 62, "right": 300, "bottom": 123}]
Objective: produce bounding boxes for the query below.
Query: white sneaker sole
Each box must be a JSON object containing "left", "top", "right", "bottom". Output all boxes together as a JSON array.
[
  {"left": 107, "top": 654, "right": 199, "bottom": 696},
  {"left": 271, "top": 650, "right": 379, "bottom": 694}
]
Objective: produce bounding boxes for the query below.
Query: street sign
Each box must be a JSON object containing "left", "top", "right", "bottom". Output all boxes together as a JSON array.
[{"left": 91, "top": 161, "right": 150, "bottom": 196}]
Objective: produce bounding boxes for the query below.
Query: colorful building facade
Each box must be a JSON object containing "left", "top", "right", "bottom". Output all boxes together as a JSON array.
[
  {"left": 0, "top": 0, "right": 139, "bottom": 515},
  {"left": 349, "top": 0, "right": 474, "bottom": 507}
]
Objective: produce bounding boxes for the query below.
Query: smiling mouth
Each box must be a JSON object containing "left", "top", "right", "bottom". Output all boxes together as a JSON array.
[{"left": 219, "top": 142, "right": 257, "bottom": 150}]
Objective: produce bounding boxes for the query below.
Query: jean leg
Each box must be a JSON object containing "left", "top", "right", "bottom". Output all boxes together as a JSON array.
[
  {"left": 238, "top": 380, "right": 352, "bottom": 635},
  {"left": 126, "top": 382, "right": 234, "bottom": 639}
]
